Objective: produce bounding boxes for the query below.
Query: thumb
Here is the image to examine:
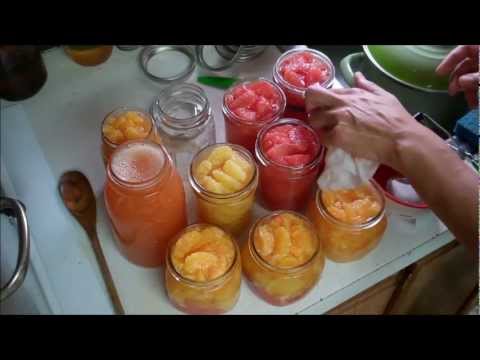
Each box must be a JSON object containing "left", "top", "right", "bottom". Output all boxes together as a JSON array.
[{"left": 354, "top": 72, "right": 384, "bottom": 94}]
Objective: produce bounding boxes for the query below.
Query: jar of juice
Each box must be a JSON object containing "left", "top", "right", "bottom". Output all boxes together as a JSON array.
[
  {"left": 101, "top": 107, "right": 162, "bottom": 165},
  {"left": 104, "top": 140, "right": 187, "bottom": 267},
  {"left": 64, "top": 45, "right": 113, "bottom": 66},
  {"left": 165, "top": 224, "right": 241, "bottom": 314},
  {"left": 189, "top": 143, "right": 258, "bottom": 235},
  {"left": 151, "top": 83, "right": 215, "bottom": 180},
  {"left": 306, "top": 181, "right": 388, "bottom": 263},
  {"left": 273, "top": 48, "right": 335, "bottom": 109},
  {"left": 241, "top": 211, "right": 325, "bottom": 306},
  {"left": 223, "top": 78, "right": 286, "bottom": 153},
  {"left": 255, "top": 118, "right": 324, "bottom": 211}
]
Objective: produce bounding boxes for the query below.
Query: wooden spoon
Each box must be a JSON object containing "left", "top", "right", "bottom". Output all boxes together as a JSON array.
[{"left": 58, "top": 170, "right": 125, "bottom": 315}]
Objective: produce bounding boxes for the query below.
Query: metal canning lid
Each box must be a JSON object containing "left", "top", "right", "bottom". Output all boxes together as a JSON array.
[{"left": 139, "top": 45, "right": 196, "bottom": 83}]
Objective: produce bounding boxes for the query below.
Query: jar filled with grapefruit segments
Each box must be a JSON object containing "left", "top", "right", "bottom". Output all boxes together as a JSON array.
[
  {"left": 165, "top": 224, "right": 242, "bottom": 314},
  {"left": 306, "top": 181, "right": 388, "bottom": 263},
  {"left": 189, "top": 143, "right": 258, "bottom": 235},
  {"left": 241, "top": 211, "right": 325, "bottom": 306},
  {"left": 223, "top": 78, "right": 286, "bottom": 153},
  {"left": 255, "top": 118, "right": 324, "bottom": 211},
  {"left": 273, "top": 48, "right": 335, "bottom": 109},
  {"left": 101, "top": 107, "right": 162, "bottom": 165},
  {"left": 104, "top": 140, "right": 187, "bottom": 267}
]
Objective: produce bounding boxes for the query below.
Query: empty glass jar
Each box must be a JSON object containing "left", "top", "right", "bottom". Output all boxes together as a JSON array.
[{"left": 151, "top": 83, "right": 216, "bottom": 181}]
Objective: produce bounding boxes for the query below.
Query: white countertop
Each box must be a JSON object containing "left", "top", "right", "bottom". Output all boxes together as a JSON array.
[{"left": 0, "top": 46, "right": 453, "bottom": 314}]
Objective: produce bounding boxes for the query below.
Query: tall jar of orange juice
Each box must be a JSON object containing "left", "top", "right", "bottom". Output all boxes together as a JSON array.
[
  {"left": 101, "top": 107, "right": 162, "bottom": 166},
  {"left": 104, "top": 140, "right": 187, "bottom": 267}
]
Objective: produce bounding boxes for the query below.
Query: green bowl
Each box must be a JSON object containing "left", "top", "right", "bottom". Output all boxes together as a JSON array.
[{"left": 364, "top": 45, "right": 454, "bottom": 92}]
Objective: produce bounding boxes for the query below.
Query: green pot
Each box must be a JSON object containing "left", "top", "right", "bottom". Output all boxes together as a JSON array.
[{"left": 340, "top": 45, "right": 468, "bottom": 132}]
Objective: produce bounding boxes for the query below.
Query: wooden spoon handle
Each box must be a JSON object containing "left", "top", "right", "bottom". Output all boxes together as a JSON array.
[{"left": 89, "top": 230, "right": 125, "bottom": 315}]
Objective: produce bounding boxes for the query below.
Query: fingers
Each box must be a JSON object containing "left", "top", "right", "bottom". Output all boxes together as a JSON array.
[
  {"left": 307, "top": 108, "right": 339, "bottom": 132},
  {"left": 305, "top": 84, "right": 343, "bottom": 113},
  {"left": 353, "top": 71, "right": 388, "bottom": 95},
  {"left": 447, "top": 58, "right": 476, "bottom": 95},
  {"left": 458, "top": 72, "right": 479, "bottom": 91},
  {"left": 436, "top": 45, "right": 479, "bottom": 76}
]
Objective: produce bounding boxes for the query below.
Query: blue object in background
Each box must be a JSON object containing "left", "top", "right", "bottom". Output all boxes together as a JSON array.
[{"left": 454, "top": 109, "right": 479, "bottom": 154}]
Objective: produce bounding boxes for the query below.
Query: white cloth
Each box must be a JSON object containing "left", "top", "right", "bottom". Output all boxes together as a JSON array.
[{"left": 317, "top": 147, "right": 379, "bottom": 190}]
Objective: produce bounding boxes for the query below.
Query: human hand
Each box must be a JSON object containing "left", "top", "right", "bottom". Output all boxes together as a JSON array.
[
  {"left": 436, "top": 45, "right": 479, "bottom": 109},
  {"left": 305, "top": 72, "right": 432, "bottom": 172}
]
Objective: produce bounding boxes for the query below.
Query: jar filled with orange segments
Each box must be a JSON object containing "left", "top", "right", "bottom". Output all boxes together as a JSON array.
[
  {"left": 306, "top": 181, "right": 388, "bottom": 263},
  {"left": 165, "top": 224, "right": 242, "bottom": 314},
  {"left": 101, "top": 107, "right": 162, "bottom": 165},
  {"left": 241, "top": 211, "right": 325, "bottom": 306}
]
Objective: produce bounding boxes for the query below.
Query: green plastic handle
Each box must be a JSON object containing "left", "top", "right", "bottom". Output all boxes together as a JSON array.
[
  {"left": 197, "top": 76, "right": 239, "bottom": 90},
  {"left": 339, "top": 52, "right": 365, "bottom": 87}
]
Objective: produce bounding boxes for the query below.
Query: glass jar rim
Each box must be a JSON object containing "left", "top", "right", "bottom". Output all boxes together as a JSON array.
[
  {"left": 101, "top": 106, "right": 156, "bottom": 148},
  {"left": 248, "top": 210, "right": 321, "bottom": 274},
  {"left": 107, "top": 140, "right": 172, "bottom": 190},
  {"left": 189, "top": 143, "right": 259, "bottom": 200},
  {"left": 272, "top": 48, "right": 336, "bottom": 95},
  {"left": 222, "top": 77, "right": 287, "bottom": 126},
  {"left": 255, "top": 117, "right": 324, "bottom": 172},
  {"left": 151, "top": 83, "right": 212, "bottom": 131},
  {"left": 315, "top": 180, "right": 386, "bottom": 230},
  {"left": 166, "top": 223, "right": 239, "bottom": 288}
]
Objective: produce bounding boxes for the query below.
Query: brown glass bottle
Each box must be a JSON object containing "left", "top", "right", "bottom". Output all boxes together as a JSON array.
[{"left": 0, "top": 46, "right": 47, "bottom": 101}]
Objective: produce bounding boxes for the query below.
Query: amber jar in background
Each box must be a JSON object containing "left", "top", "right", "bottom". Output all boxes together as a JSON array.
[
  {"left": 241, "top": 211, "right": 325, "bottom": 306},
  {"left": 306, "top": 181, "right": 388, "bottom": 263},
  {"left": 104, "top": 140, "right": 187, "bottom": 267},
  {"left": 101, "top": 107, "right": 162, "bottom": 165},
  {"left": 189, "top": 143, "right": 258, "bottom": 235},
  {"left": 64, "top": 45, "right": 113, "bottom": 66},
  {"left": 165, "top": 224, "right": 242, "bottom": 314},
  {"left": 0, "top": 46, "right": 47, "bottom": 101}
]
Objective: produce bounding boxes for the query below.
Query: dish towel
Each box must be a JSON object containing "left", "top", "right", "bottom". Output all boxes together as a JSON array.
[{"left": 317, "top": 147, "right": 379, "bottom": 190}]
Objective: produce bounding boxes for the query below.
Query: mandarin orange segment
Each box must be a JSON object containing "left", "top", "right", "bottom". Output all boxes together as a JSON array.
[
  {"left": 321, "top": 185, "right": 382, "bottom": 225},
  {"left": 171, "top": 226, "right": 235, "bottom": 282},
  {"left": 194, "top": 145, "right": 253, "bottom": 194},
  {"left": 253, "top": 212, "right": 317, "bottom": 269},
  {"left": 103, "top": 111, "right": 150, "bottom": 144}
]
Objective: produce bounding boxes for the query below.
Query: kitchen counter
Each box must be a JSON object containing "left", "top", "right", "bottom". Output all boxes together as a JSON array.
[{"left": 0, "top": 46, "right": 453, "bottom": 314}]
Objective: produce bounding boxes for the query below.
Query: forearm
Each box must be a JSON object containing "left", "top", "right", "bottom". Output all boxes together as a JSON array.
[{"left": 394, "top": 126, "right": 479, "bottom": 255}]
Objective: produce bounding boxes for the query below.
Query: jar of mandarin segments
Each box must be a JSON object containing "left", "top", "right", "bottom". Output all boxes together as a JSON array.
[
  {"left": 241, "top": 211, "right": 325, "bottom": 306},
  {"left": 101, "top": 107, "right": 162, "bottom": 166},
  {"left": 307, "top": 181, "right": 388, "bottom": 263},
  {"left": 165, "top": 224, "right": 242, "bottom": 314}
]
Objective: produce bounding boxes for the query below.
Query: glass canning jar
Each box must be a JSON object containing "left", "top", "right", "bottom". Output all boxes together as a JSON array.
[
  {"left": 222, "top": 78, "right": 286, "bottom": 154},
  {"left": 255, "top": 118, "right": 324, "bottom": 211},
  {"left": 273, "top": 48, "right": 335, "bottom": 109},
  {"left": 165, "top": 223, "right": 242, "bottom": 314},
  {"left": 151, "top": 83, "right": 215, "bottom": 181},
  {"left": 189, "top": 143, "right": 258, "bottom": 235},
  {"left": 306, "top": 181, "right": 388, "bottom": 263},
  {"left": 241, "top": 211, "right": 325, "bottom": 306},
  {"left": 101, "top": 106, "right": 162, "bottom": 166},
  {"left": 104, "top": 140, "right": 187, "bottom": 267}
]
